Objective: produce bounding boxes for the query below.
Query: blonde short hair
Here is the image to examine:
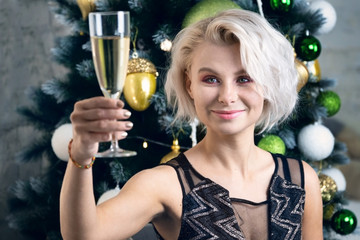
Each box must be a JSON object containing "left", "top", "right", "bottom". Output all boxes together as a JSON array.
[{"left": 165, "top": 9, "right": 298, "bottom": 134}]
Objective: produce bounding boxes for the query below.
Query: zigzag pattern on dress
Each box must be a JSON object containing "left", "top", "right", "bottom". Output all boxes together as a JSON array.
[
  {"left": 269, "top": 175, "right": 305, "bottom": 240},
  {"left": 179, "top": 179, "right": 245, "bottom": 240}
]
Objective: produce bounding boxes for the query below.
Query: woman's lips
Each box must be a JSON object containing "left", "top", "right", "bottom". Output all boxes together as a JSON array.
[{"left": 212, "top": 110, "right": 244, "bottom": 120}]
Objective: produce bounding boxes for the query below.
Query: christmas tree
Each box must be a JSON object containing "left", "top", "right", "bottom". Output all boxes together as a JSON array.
[{"left": 6, "top": 0, "right": 358, "bottom": 239}]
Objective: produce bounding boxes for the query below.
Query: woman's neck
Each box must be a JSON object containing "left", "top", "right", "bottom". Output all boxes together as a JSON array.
[{"left": 189, "top": 128, "right": 262, "bottom": 177}]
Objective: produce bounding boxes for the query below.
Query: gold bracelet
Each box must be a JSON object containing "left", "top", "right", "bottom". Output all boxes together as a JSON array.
[{"left": 68, "top": 139, "right": 95, "bottom": 169}]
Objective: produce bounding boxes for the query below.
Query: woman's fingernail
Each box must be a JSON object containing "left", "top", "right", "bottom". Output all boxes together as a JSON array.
[
  {"left": 121, "top": 132, "right": 128, "bottom": 137},
  {"left": 117, "top": 100, "right": 124, "bottom": 107},
  {"left": 124, "top": 111, "right": 131, "bottom": 117},
  {"left": 126, "top": 122, "right": 133, "bottom": 128}
]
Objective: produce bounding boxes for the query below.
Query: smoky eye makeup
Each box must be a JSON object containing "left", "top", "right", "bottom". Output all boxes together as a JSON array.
[
  {"left": 236, "top": 75, "right": 253, "bottom": 83},
  {"left": 202, "top": 75, "right": 219, "bottom": 84}
]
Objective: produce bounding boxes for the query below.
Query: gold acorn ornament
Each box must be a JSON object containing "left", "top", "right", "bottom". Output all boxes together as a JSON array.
[
  {"left": 77, "top": 0, "right": 96, "bottom": 20},
  {"left": 124, "top": 29, "right": 158, "bottom": 112},
  {"left": 124, "top": 53, "right": 158, "bottom": 111},
  {"left": 160, "top": 139, "right": 181, "bottom": 164}
]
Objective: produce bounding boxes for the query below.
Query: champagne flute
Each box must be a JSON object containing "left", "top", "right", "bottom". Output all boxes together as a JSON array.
[{"left": 89, "top": 11, "right": 136, "bottom": 157}]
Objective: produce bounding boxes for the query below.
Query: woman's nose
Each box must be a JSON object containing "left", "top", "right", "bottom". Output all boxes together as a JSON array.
[{"left": 217, "top": 82, "right": 237, "bottom": 105}]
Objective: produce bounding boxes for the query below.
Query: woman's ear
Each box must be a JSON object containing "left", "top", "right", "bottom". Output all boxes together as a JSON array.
[{"left": 185, "top": 72, "right": 194, "bottom": 99}]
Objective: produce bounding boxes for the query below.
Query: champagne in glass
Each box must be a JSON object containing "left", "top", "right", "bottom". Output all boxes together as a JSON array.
[
  {"left": 91, "top": 36, "right": 130, "bottom": 99},
  {"left": 89, "top": 11, "right": 136, "bottom": 157}
]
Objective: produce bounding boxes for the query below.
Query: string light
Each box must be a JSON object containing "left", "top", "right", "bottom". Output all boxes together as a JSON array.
[
  {"left": 142, "top": 140, "right": 148, "bottom": 149},
  {"left": 127, "top": 136, "right": 190, "bottom": 150},
  {"left": 160, "top": 39, "right": 172, "bottom": 52}
]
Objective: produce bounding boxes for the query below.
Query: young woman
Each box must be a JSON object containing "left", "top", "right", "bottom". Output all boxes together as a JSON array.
[{"left": 60, "top": 9, "right": 323, "bottom": 240}]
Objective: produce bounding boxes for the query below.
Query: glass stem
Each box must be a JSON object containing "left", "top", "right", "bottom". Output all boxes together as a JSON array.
[
  {"left": 110, "top": 133, "right": 121, "bottom": 152},
  {"left": 109, "top": 93, "right": 121, "bottom": 153}
]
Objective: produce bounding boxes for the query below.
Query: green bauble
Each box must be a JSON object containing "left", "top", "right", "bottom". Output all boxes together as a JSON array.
[
  {"left": 317, "top": 90, "right": 341, "bottom": 117},
  {"left": 331, "top": 209, "right": 357, "bottom": 235},
  {"left": 257, "top": 135, "right": 286, "bottom": 155},
  {"left": 295, "top": 35, "right": 322, "bottom": 61},
  {"left": 182, "top": 0, "right": 241, "bottom": 28},
  {"left": 270, "top": 0, "right": 294, "bottom": 12}
]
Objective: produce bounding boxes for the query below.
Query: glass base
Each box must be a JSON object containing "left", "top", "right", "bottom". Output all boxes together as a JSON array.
[
  {"left": 96, "top": 135, "right": 136, "bottom": 158},
  {"left": 95, "top": 148, "right": 137, "bottom": 158}
]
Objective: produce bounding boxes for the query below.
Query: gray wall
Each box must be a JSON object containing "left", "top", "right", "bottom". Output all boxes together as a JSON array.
[
  {"left": 0, "top": 0, "right": 359, "bottom": 238},
  {"left": 317, "top": 0, "right": 360, "bottom": 136},
  {"left": 0, "top": 0, "right": 68, "bottom": 238}
]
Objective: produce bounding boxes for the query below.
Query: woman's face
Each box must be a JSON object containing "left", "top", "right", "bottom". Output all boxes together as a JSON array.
[{"left": 186, "top": 41, "right": 264, "bottom": 136}]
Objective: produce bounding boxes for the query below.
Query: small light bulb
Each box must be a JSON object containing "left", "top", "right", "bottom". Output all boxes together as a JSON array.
[
  {"left": 143, "top": 141, "right": 148, "bottom": 149},
  {"left": 160, "top": 39, "right": 172, "bottom": 52}
]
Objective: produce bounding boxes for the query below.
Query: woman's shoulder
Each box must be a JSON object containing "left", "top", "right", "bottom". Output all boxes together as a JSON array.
[
  {"left": 271, "top": 153, "right": 305, "bottom": 188},
  {"left": 122, "top": 162, "right": 183, "bottom": 209},
  {"left": 129, "top": 163, "right": 180, "bottom": 187},
  {"left": 280, "top": 154, "right": 320, "bottom": 190},
  {"left": 301, "top": 160, "right": 320, "bottom": 188}
]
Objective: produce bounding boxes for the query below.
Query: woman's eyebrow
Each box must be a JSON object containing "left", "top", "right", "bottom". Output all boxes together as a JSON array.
[
  {"left": 198, "top": 67, "right": 247, "bottom": 75},
  {"left": 198, "top": 67, "right": 218, "bottom": 74}
]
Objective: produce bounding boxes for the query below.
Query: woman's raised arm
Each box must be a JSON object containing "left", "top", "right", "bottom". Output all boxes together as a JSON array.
[{"left": 60, "top": 97, "right": 165, "bottom": 240}]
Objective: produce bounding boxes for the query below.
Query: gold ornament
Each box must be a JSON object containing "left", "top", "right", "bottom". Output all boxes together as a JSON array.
[
  {"left": 160, "top": 139, "right": 181, "bottom": 164},
  {"left": 295, "top": 59, "right": 309, "bottom": 92},
  {"left": 323, "top": 203, "right": 335, "bottom": 221},
  {"left": 319, "top": 173, "right": 337, "bottom": 204},
  {"left": 124, "top": 57, "right": 158, "bottom": 111},
  {"left": 306, "top": 59, "right": 321, "bottom": 82},
  {"left": 77, "top": 0, "right": 96, "bottom": 20}
]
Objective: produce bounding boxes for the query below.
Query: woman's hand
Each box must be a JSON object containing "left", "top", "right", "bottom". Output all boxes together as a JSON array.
[{"left": 70, "top": 96, "right": 133, "bottom": 164}]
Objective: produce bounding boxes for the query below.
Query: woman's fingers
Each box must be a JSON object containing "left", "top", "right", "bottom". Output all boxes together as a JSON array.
[
  {"left": 76, "top": 96, "right": 124, "bottom": 110},
  {"left": 74, "top": 108, "right": 131, "bottom": 121},
  {"left": 74, "top": 119, "right": 133, "bottom": 134},
  {"left": 72, "top": 97, "right": 131, "bottom": 122},
  {"left": 79, "top": 130, "right": 129, "bottom": 143}
]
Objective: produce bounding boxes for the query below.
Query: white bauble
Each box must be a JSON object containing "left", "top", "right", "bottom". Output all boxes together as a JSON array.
[
  {"left": 51, "top": 123, "right": 73, "bottom": 161},
  {"left": 310, "top": 0, "right": 337, "bottom": 35},
  {"left": 297, "top": 123, "right": 334, "bottom": 161},
  {"left": 97, "top": 186, "right": 121, "bottom": 205},
  {"left": 322, "top": 167, "right": 346, "bottom": 192}
]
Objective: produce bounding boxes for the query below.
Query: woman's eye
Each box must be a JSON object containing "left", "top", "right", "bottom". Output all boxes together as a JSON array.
[
  {"left": 203, "top": 77, "right": 219, "bottom": 84},
  {"left": 237, "top": 76, "right": 252, "bottom": 84}
]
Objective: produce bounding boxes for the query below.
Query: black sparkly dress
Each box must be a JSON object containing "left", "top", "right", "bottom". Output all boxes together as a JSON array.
[{"left": 153, "top": 153, "right": 305, "bottom": 240}]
